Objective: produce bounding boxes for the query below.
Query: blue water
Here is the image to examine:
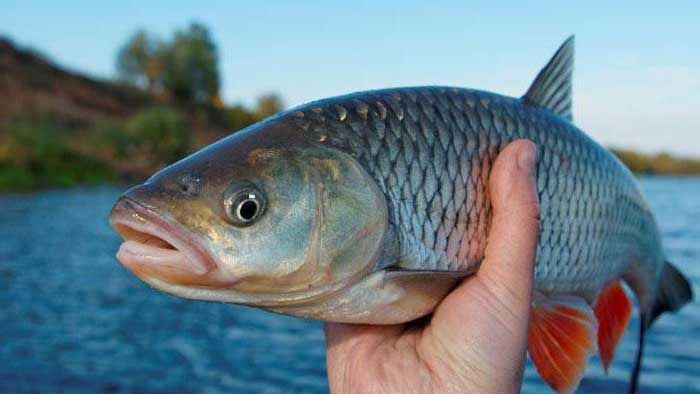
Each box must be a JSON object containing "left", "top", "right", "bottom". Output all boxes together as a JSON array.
[{"left": 1, "top": 177, "right": 699, "bottom": 393}]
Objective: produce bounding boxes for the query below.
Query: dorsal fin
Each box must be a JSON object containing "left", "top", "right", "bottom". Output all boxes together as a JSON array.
[{"left": 522, "top": 36, "right": 575, "bottom": 121}]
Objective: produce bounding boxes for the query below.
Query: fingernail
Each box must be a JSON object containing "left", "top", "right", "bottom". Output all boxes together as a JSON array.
[{"left": 517, "top": 143, "right": 536, "bottom": 174}]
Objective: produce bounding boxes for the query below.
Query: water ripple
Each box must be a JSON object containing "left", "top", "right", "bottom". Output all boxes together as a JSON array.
[{"left": 1, "top": 178, "right": 699, "bottom": 393}]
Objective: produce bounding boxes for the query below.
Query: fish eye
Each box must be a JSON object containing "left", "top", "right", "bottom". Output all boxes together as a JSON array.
[{"left": 223, "top": 184, "right": 266, "bottom": 226}]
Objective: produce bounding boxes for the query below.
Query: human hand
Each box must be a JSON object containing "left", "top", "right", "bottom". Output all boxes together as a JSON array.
[{"left": 324, "top": 140, "right": 540, "bottom": 394}]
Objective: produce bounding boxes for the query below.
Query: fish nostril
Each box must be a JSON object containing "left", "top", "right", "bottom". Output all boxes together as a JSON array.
[
  {"left": 177, "top": 173, "right": 202, "bottom": 196},
  {"left": 121, "top": 184, "right": 155, "bottom": 205}
]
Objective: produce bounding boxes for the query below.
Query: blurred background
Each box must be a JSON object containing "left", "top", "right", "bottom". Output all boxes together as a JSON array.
[{"left": 1, "top": 1, "right": 698, "bottom": 393}]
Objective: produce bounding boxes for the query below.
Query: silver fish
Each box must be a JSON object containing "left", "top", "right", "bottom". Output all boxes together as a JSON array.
[{"left": 110, "top": 36, "right": 691, "bottom": 393}]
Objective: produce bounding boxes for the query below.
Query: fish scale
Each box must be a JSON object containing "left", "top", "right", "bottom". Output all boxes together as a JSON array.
[{"left": 289, "top": 85, "right": 658, "bottom": 296}]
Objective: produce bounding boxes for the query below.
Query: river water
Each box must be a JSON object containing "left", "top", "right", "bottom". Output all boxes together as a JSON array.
[{"left": 1, "top": 177, "right": 699, "bottom": 393}]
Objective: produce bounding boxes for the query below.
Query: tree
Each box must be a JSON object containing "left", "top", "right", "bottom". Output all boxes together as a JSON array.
[
  {"left": 115, "top": 23, "right": 220, "bottom": 104},
  {"left": 115, "top": 30, "right": 162, "bottom": 91},
  {"left": 255, "top": 93, "right": 285, "bottom": 118},
  {"left": 161, "top": 23, "right": 220, "bottom": 104}
]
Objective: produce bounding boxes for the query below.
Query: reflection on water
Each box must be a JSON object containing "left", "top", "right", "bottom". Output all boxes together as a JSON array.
[{"left": 1, "top": 177, "right": 699, "bottom": 393}]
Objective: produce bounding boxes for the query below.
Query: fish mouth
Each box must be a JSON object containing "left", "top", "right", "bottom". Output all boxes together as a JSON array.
[{"left": 110, "top": 197, "right": 219, "bottom": 286}]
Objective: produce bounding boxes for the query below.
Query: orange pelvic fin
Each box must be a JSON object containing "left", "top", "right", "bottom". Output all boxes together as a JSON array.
[
  {"left": 594, "top": 280, "right": 632, "bottom": 372},
  {"left": 528, "top": 294, "right": 597, "bottom": 393}
]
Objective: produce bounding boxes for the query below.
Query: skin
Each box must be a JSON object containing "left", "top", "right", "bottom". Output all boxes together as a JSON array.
[{"left": 325, "top": 140, "right": 540, "bottom": 394}]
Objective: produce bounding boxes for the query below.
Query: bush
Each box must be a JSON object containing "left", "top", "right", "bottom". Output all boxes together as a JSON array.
[
  {"left": 0, "top": 117, "right": 115, "bottom": 191},
  {"left": 223, "top": 95, "right": 286, "bottom": 132},
  {"left": 225, "top": 104, "right": 258, "bottom": 131},
  {"left": 124, "top": 106, "right": 190, "bottom": 165},
  {"left": 0, "top": 164, "right": 35, "bottom": 191}
]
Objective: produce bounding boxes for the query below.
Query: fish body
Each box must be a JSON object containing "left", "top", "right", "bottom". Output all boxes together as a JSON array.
[
  {"left": 286, "top": 85, "right": 659, "bottom": 300},
  {"left": 110, "top": 37, "right": 691, "bottom": 393}
]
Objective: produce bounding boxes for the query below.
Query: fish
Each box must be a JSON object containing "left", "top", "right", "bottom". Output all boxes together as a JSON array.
[{"left": 109, "top": 36, "right": 693, "bottom": 393}]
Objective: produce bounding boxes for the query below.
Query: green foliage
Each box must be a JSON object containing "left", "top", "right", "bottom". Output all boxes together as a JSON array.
[
  {"left": 161, "top": 23, "right": 220, "bottom": 103},
  {"left": 0, "top": 117, "right": 114, "bottom": 191},
  {"left": 611, "top": 148, "right": 700, "bottom": 175},
  {"left": 116, "top": 30, "right": 163, "bottom": 90},
  {"left": 224, "top": 104, "right": 259, "bottom": 131},
  {"left": 124, "top": 107, "right": 190, "bottom": 165},
  {"left": 0, "top": 90, "right": 288, "bottom": 191},
  {"left": 90, "top": 119, "right": 131, "bottom": 159},
  {"left": 0, "top": 165, "right": 36, "bottom": 191},
  {"left": 116, "top": 23, "right": 220, "bottom": 104},
  {"left": 223, "top": 94, "right": 286, "bottom": 132}
]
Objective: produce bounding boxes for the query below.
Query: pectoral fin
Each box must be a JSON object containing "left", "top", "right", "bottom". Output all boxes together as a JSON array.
[{"left": 528, "top": 294, "right": 597, "bottom": 393}]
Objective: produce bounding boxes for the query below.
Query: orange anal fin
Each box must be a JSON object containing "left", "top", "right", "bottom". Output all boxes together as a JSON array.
[
  {"left": 594, "top": 280, "right": 632, "bottom": 372},
  {"left": 528, "top": 295, "right": 597, "bottom": 393}
]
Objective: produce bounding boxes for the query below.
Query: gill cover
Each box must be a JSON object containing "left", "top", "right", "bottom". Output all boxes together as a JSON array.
[{"left": 241, "top": 145, "right": 389, "bottom": 293}]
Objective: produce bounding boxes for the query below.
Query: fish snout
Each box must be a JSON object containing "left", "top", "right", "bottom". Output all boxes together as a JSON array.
[{"left": 109, "top": 195, "right": 225, "bottom": 287}]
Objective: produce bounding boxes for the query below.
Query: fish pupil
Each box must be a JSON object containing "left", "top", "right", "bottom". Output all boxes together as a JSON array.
[{"left": 238, "top": 200, "right": 258, "bottom": 221}]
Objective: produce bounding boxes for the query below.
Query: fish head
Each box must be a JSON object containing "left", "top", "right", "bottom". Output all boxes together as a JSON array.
[{"left": 109, "top": 119, "right": 388, "bottom": 307}]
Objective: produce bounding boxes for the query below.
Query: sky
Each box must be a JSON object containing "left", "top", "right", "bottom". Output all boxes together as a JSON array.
[{"left": 2, "top": 1, "right": 699, "bottom": 155}]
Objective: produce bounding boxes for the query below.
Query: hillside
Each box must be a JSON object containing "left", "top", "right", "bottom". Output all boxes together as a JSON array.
[
  {"left": 0, "top": 38, "right": 155, "bottom": 127},
  {"left": 0, "top": 37, "right": 246, "bottom": 190},
  {"left": 0, "top": 37, "right": 230, "bottom": 143}
]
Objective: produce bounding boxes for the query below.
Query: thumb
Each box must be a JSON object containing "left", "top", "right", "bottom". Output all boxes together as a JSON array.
[
  {"left": 422, "top": 140, "right": 540, "bottom": 391},
  {"left": 478, "top": 139, "right": 540, "bottom": 318},
  {"left": 432, "top": 139, "right": 540, "bottom": 331}
]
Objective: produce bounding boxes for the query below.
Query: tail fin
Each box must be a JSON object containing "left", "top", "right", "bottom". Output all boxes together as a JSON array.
[
  {"left": 650, "top": 261, "right": 693, "bottom": 324},
  {"left": 630, "top": 261, "right": 693, "bottom": 393}
]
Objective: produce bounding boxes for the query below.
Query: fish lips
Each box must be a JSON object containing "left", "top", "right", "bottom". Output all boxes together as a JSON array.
[{"left": 109, "top": 197, "right": 223, "bottom": 286}]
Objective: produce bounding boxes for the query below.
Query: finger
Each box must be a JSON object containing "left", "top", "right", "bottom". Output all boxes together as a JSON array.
[
  {"left": 478, "top": 139, "right": 540, "bottom": 315},
  {"left": 420, "top": 140, "right": 539, "bottom": 387},
  {"left": 433, "top": 140, "right": 539, "bottom": 326}
]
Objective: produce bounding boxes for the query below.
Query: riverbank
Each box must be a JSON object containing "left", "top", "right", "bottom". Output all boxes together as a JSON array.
[
  {"left": 0, "top": 37, "right": 276, "bottom": 192},
  {"left": 610, "top": 148, "right": 700, "bottom": 176}
]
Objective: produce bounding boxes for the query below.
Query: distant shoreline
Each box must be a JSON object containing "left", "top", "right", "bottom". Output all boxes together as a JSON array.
[{"left": 610, "top": 148, "right": 700, "bottom": 176}]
